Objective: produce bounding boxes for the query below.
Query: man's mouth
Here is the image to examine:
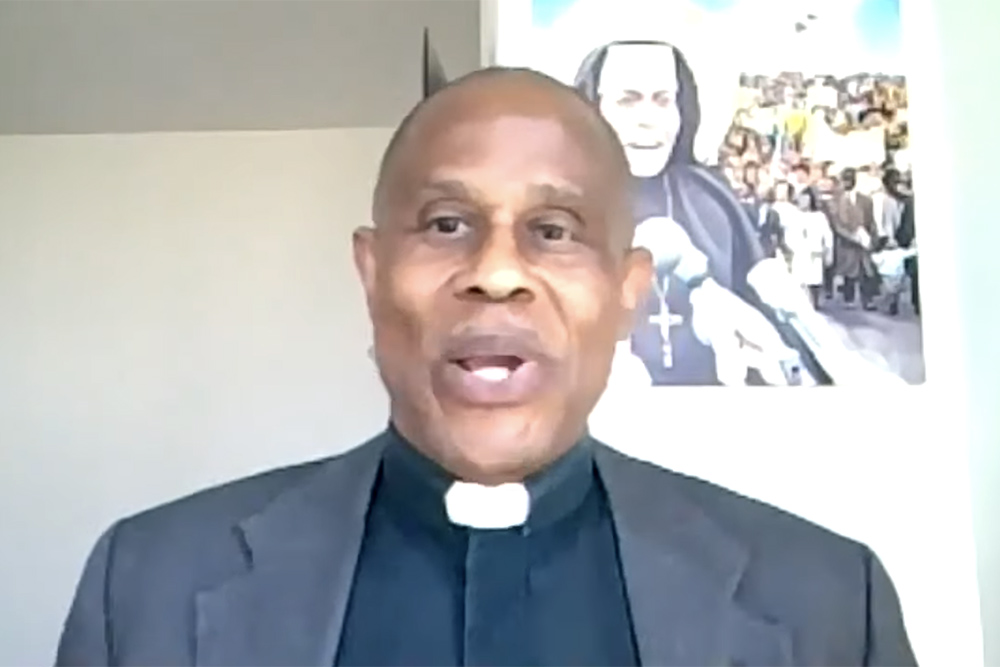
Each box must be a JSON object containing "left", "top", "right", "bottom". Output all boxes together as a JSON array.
[
  {"left": 435, "top": 331, "right": 550, "bottom": 407},
  {"left": 453, "top": 355, "right": 527, "bottom": 383}
]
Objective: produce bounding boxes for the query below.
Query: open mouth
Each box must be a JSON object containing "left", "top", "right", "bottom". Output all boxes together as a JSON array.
[
  {"left": 452, "top": 355, "right": 526, "bottom": 383},
  {"left": 436, "top": 330, "right": 549, "bottom": 406}
]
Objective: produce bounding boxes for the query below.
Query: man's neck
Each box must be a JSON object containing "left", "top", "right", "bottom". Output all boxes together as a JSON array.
[{"left": 387, "top": 418, "right": 586, "bottom": 486}]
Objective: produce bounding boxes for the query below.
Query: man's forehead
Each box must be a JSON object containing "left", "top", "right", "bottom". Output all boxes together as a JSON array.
[
  {"left": 414, "top": 175, "right": 588, "bottom": 206},
  {"left": 396, "top": 105, "right": 612, "bottom": 191},
  {"left": 598, "top": 44, "right": 678, "bottom": 92}
]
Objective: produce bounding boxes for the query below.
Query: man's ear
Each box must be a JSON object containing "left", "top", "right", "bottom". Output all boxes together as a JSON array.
[
  {"left": 618, "top": 246, "right": 653, "bottom": 340},
  {"left": 352, "top": 227, "right": 378, "bottom": 305}
]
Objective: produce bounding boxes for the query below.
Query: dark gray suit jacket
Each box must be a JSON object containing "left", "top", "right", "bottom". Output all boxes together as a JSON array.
[{"left": 56, "top": 433, "right": 917, "bottom": 666}]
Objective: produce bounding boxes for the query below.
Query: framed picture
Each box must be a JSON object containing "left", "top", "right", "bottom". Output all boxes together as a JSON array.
[{"left": 495, "top": 0, "right": 922, "bottom": 387}]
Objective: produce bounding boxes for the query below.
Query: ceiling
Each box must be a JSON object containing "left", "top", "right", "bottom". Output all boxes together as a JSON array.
[{"left": 0, "top": 0, "right": 482, "bottom": 135}]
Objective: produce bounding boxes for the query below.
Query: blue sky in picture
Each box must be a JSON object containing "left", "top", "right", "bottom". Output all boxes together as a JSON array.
[{"left": 530, "top": 0, "right": 902, "bottom": 57}]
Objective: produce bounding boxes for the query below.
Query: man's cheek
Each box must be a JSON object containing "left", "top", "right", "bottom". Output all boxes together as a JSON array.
[{"left": 564, "top": 279, "right": 615, "bottom": 321}]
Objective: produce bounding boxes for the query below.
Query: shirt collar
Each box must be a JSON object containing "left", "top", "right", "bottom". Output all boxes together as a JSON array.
[{"left": 377, "top": 424, "right": 596, "bottom": 534}]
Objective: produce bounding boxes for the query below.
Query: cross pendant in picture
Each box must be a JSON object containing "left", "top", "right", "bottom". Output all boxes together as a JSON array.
[{"left": 648, "top": 275, "right": 683, "bottom": 369}]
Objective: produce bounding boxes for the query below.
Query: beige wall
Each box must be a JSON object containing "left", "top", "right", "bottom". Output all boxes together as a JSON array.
[{"left": 0, "top": 129, "right": 392, "bottom": 664}]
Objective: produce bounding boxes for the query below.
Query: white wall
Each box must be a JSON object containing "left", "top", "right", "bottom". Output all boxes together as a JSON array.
[
  {"left": 0, "top": 129, "right": 392, "bottom": 664},
  {"left": 932, "top": 1, "right": 1000, "bottom": 663}
]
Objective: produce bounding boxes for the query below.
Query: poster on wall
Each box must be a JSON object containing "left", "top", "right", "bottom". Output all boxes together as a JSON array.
[{"left": 495, "top": 0, "right": 922, "bottom": 388}]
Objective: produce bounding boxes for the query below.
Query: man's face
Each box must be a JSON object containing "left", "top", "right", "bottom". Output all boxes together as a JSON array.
[
  {"left": 884, "top": 172, "right": 902, "bottom": 196},
  {"left": 842, "top": 170, "right": 857, "bottom": 191},
  {"left": 354, "top": 90, "right": 652, "bottom": 482},
  {"left": 597, "top": 44, "right": 682, "bottom": 178}
]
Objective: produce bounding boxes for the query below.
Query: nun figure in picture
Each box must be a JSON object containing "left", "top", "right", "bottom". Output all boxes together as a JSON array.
[{"left": 574, "top": 40, "right": 832, "bottom": 386}]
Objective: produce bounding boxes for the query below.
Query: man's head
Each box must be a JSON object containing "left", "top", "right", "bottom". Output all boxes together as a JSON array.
[
  {"left": 818, "top": 175, "right": 838, "bottom": 198},
  {"left": 841, "top": 167, "right": 857, "bottom": 191},
  {"left": 792, "top": 162, "right": 811, "bottom": 187},
  {"left": 575, "top": 41, "right": 698, "bottom": 178},
  {"left": 882, "top": 168, "right": 901, "bottom": 196},
  {"left": 356, "top": 68, "right": 652, "bottom": 484},
  {"left": 795, "top": 187, "right": 818, "bottom": 212}
]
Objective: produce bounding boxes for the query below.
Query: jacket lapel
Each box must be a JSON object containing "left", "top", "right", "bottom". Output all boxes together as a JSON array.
[
  {"left": 194, "top": 435, "right": 387, "bottom": 666},
  {"left": 595, "top": 446, "right": 794, "bottom": 667}
]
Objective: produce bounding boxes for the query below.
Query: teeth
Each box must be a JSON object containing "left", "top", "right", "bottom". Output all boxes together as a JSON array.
[{"left": 470, "top": 366, "right": 511, "bottom": 383}]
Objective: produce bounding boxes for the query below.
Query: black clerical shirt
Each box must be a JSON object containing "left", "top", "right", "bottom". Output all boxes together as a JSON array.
[{"left": 335, "top": 428, "right": 639, "bottom": 667}]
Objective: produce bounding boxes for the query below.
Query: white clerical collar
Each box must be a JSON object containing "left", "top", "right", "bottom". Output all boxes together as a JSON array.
[
  {"left": 444, "top": 481, "right": 530, "bottom": 529},
  {"left": 379, "top": 426, "right": 595, "bottom": 532}
]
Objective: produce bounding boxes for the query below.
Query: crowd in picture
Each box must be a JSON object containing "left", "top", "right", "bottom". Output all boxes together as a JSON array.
[{"left": 721, "top": 73, "right": 918, "bottom": 318}]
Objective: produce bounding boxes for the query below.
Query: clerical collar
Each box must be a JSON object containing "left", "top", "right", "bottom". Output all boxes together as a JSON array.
[{"left": 377, "top": 425, "right": 595, "bottom": 533}]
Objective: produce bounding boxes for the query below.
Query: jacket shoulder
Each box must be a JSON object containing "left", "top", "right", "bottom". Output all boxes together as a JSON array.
[
  {"left": 119, "top": 456, "right": 326, "bottom": 540},
  {"left": 597, "top": 445, "right": 867, "bottom": 571},
  {"left": 596, "top": 446, "right": 878, "bottom": 657},
  {"left": 114, "top": 441, "right": 378, "bottom": 547},
  {"left": 597, "top": 447, "right": 915, "bottom": 664},
  {"left": 57, "top": 440, "right": 385, "bottom": 665}
]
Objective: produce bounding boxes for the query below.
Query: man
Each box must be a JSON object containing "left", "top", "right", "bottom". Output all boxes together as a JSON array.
[
  {"left": 872, "top": 167, "right": 905, "bottom": 249},
  {"left": 737, "top": 163, "right": 783, "bottom": 261},
  {"left": 790, "top": 161, "right": 813, "bottom": 198},
  {"left": 572, "top": 40, "right": 827, "bottom": 385},
  {"left": 866, "top": 166, "right": 907, "bottom": 313},
  {"left": 56, "top": 68, "right": 915, "bottom": 666},
  {"left": 829, "top": 168, "right": 880, "bottom": 310},
  {"left": 895, "top": 189, "right": 919, "bottom": 316}
]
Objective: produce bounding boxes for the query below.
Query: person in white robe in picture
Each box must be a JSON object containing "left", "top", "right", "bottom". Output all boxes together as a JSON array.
[{"left": 773, "top": 182, "right": 833, "bottom": 310}]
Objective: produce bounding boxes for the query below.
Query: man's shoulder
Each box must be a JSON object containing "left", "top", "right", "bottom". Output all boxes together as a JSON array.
[
  {"left": 595, "top": 446, "right": 915, "bottom": 665},
  {"left": 120, "top": 458, "right": 323, "bottom": 536},
  {"left": 597, "top": 445, "right": 865, "bottom": 564},
  {"left": 110, "top": 439, "right": 381, "bottom": 554}
]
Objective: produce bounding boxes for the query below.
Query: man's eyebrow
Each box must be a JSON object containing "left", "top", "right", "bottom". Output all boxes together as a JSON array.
[
  {"left": 525, "top": 182, "right": 586, "bottom": 208},
  {"left": 419, "top": 179, "right": 476, "bottom": 200}
]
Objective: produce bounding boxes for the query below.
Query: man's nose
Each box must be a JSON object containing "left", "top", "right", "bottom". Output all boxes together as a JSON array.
[{"left": 456, "top": 226, "right": 534, "bottom": 302}]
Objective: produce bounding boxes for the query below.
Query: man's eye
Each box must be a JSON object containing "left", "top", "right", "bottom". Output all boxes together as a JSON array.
[
  {"left": 536, "top": 223, "right": 569, "bottom": 242},
  {"left": 428, "top": 216, "right": 468, "bottom": 236}
]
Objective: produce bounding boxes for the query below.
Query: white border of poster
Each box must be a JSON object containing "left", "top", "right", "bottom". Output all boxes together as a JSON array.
[{"left": 489, "top": 0, "right": 982, "bottom": 664}]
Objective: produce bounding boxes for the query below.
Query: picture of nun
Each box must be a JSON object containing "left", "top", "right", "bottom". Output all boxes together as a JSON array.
[{"left": 575, "top": 40, "right": 893, "bottom": 387}]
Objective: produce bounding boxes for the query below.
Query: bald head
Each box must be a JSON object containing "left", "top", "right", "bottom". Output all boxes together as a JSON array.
[{"left": 372, "top": 67, "right": 631, "bottom": 227}]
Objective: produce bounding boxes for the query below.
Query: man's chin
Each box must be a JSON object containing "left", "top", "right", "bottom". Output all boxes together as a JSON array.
[{"left": 433, "top": 409, "right": 555, "bottom": 482}]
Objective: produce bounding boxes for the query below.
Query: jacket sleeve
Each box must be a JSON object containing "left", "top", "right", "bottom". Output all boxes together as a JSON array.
[
  {"left": 55, "top": 524, "right": 119, "bottom": 666},
  {"left": 863, "top": 548, "right": 918, "bottom": 666}
]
